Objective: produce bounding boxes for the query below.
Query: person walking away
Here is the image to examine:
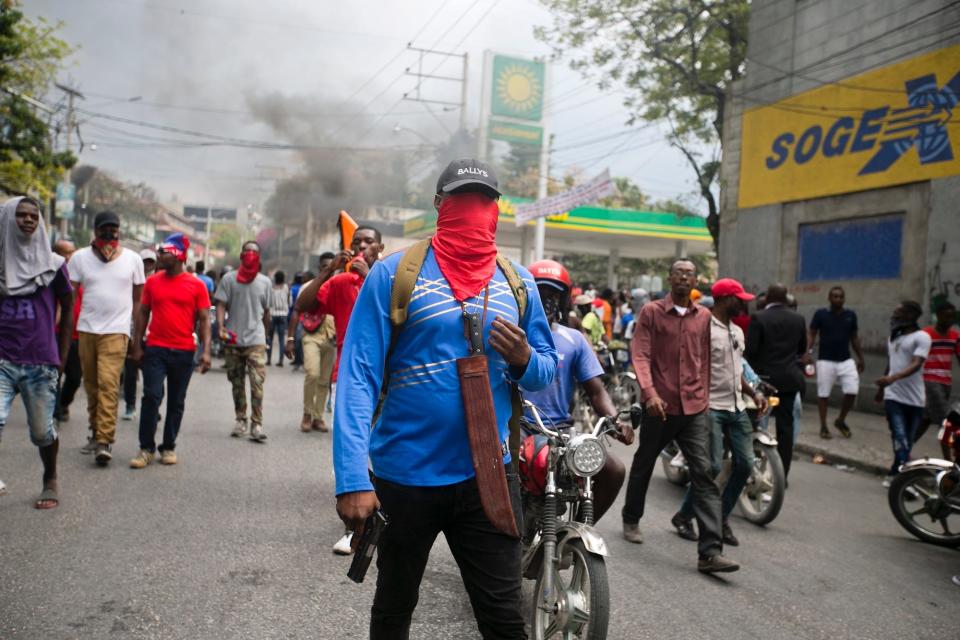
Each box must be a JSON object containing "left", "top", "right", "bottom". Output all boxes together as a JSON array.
[
  {"left": 52, "top": 239, "right": 82, "bottom": 423},
  {"left": 671, "top": 279, "right": 769, "bottom": 547},
  {"left": 745, "top": 284, "right": 807, "bottom": 481},
  {"left": 916, "top": 302, "right": 960, "bottom": 444},
  {"left": 194, "top": 260, "right": 214, "bottom": 296},
  {"left": 122, "top": 248, "right": 157, "bottom": 421},
  {"left": 215, "top": 241, "right": 271, "bottom": 443},
  {"left": 334, "top": 159, "right": 558, "bottom": 638},
  {"left": 621, "top": 258, "right": 739, "bottom": 573},
  {"left": 266, "top": 271, "right": 289, "bottom": 366},
  {"left": 598, "top": 288, "right": 615, "bottom": 340},
  {"left": 128, "top": 234, "right": 211, "bottom": 468},
  {"left": 0, "top": 196, "right": 72, "bottom": 508},
  {"left": 295, "top": 228, "right": 384, "bottom": 554},
  {"left": 286, "top": 255, "right": 337, "bottom": 433},
  {"left": 806, "top": 286, "right": 865, "bottom": 439},
  {"left": 876, "top": 301, "right": 931, "bottom": 487},
  {"left": 69, "top": 211, "right": 146, "bottom": 465},
  {"left": 524, "top": 260, "right": 634, "bottom": 522}
]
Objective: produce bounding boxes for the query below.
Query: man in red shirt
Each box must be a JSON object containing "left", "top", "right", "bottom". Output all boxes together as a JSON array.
[
  {"left": 294, "top": 224, "right": 383, "bottom": 555},
  {"left": 918, "top": 301, "right": 960, "bottom": 441},
  {"left": 129, "top": 233, "right": 211, "bottom": 468},
  {"left": 622, "top": 259, "right": 739, "bottom": 573}
]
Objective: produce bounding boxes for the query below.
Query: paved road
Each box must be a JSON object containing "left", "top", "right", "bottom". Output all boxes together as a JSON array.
[{"left": 1, "top": 364, "right": 957, "bottom": 639}]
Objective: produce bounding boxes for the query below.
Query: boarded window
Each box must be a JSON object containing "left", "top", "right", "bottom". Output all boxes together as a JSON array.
[{"left": 796, "top": 214, "right": 903, "bottom": 282}]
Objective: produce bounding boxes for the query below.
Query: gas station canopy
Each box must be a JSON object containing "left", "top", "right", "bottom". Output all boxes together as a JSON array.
[{"left": 403, "top": 195, "right": 713, "bottom": 259}]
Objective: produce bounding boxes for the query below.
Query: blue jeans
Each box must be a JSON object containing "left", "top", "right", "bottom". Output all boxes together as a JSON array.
[
  {"left": 679, "top": 409, "right": 755, "bottom": 522},
  {"left": 884, "top": 399, "right": 924, "bottom": 475},
  {"left": 138, "top": 347, "right": 195, "bottom": 452},
  {"left": 0, "top": 360, "right": 59, "bottom": 447},
  {"left": 266, "top": 316, "right": 288, "bottom": 364}
]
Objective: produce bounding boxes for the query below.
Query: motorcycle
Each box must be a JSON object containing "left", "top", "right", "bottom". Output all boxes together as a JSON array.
[
  {"left": 519, "top": 401, "right": 643, "bottom": 640},
  {"left": 573, "top": 341, "right": 641, "bottom": 431},
  {"left": 887, "top": 402, "right": 960, "bottom": 547},
  {"left": 658, "top": 384, "right": 786, "bottom": 526}
]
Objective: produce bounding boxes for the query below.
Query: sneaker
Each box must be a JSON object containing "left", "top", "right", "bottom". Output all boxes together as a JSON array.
[
  {"left": 819, "top": 426, "right": 832, "bottom": 439},
  {"left": 952, "top": 575, "right": 960, "bottom": 588},
  {"left": 159, "top": 449, "right": 177, "bottom": 465},
  {"left": 834, "top": 420, "right": 852, "bottom": 438},
  {"left": 80, "top": 437, "right": 97, "bottom": 455},
  {"left": 722, "top": 522, "right": 740, "bottom": 547},
  {"left": 622, "top": 522, "right": 643, "bottom": 544},
  {"left": 121, "top": 406, "right": 136, "bottom": 421},
  {"left": 249, "top": 424, "right": 267, "bottom": 443},
  {"left": 882, "top": 475, "right": 894, "bottom": 488},
  {"left": 698, "top": 554, "right": 740, "bottom": 573},
  {"left": 671, "top": 513, "right": 697, "bottom": 541},
  {"left": 312, "top": 418, "right": 329, "bottom": 433},
  {"left": 94, "top": 443, "right": 113, "bottom": 466},
  {"left": 333, "top": 532, "right": 354, "bottom": 555},
  {"left": 300, "top": 414, "right": 312, "bottom": 433},
  {"left": 129, "top": 450, "right": 155, "bottom": 469},
  {"left": 276, "top": 362, "right": 283, "bottom": 368},
  {"left": 231, "top": 420, "right": 248, "bottom": 438}
]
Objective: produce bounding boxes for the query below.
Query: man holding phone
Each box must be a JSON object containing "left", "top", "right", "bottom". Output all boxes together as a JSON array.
[{"left": 620, "top": 259, "right": 739, "bottom": 573}]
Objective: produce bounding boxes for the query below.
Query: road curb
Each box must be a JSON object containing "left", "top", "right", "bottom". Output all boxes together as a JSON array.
[{"left": 794, "top": 442, "right": 888, "bottom": 476}]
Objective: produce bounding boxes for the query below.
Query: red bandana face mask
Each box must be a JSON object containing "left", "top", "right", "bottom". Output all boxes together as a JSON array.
[
  {"left": 431, "top": 192, "right": 499, "bottom": 302},
  {"left": 237, "top": 250, "right": 261, "bottom": 284},
  {"left": 92, "top": 237, "right": 120, "bottom": 262}
]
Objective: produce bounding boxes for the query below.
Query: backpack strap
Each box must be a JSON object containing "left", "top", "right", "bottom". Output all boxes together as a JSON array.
[{"left": 387, "top": 240, "right": 529, "bottom": 470}]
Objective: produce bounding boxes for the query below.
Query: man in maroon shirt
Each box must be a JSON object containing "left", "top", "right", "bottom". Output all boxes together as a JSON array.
[{"left": 621, "top": 259, "right": 739, "bottom": 573}]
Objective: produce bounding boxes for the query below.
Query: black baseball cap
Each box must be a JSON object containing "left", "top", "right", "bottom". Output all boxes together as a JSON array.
[
  {"left": 94, "top": 210, "right": 120, "bottom": 229},
  {"left": 436, "top": 159, "right": 500, "bottom": 198}
]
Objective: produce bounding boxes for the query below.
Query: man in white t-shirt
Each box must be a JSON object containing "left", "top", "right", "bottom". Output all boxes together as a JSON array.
[
  {"left": 69, "top": 211, "right": 146, "bottom": 465},
  {"left": 875, "top": 300, "right": 932, "bottom": 486}
]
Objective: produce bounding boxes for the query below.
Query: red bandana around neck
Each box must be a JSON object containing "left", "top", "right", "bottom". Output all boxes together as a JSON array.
[
  {"left": 92, "top": 238, "right": 120, "bottom": 262},
  {"left": 237, "top": 250, "right": 261, "bottom": 284},
  {"left": 431, "top": 192, "right": 499, "bottom": 302}
]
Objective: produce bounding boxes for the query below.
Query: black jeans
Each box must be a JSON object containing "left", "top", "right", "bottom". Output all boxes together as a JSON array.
[
  {"left": 266, "top": 315, "right": 287, "bottom": 364},
  {"left": 772, "top": 391, "right": 796, "bottom": 479},
  {"left": 56, "top": 339, "right": 82, "bottom": 414},
  {"left": 370, "top": 475, "right": 526, "bottom": 640},
  {"left": 138, "top": 346, "right": 195, "bottom": 452},
  {"left": 123, "top": 357, "right": 139, "bottom": 409},
  {"left": 621, "top": 411, "right": 723, "bottom": 559}
]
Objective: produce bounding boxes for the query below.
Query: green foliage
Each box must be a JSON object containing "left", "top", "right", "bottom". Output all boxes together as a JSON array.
[
  {"left": 0, "top": 4, "right": 75, "bottom": 197},
  {"left": 210, "top": 223, "right": 242, "bottom": 256},
  {"left": 536, "top": 0, "right": 750, "bottom": 249}
]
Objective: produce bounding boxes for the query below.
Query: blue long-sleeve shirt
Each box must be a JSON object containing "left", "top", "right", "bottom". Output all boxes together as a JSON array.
[{"left": 333, "top": 249, "right": 558, "bottom": 495}]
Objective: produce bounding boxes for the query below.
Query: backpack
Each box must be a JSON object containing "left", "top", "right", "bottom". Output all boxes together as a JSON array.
[{"left": 387, "top": 237, "right": 528, "bottom": 468}]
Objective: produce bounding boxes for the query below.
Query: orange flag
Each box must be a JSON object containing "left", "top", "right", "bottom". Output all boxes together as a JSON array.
[{"left": 338, "top": 210, "right": 358, "bottom": 252}]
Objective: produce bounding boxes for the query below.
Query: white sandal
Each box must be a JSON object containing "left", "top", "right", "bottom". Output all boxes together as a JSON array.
[{"left": 0, "top": 479, "right": 7, "bottom": 496}]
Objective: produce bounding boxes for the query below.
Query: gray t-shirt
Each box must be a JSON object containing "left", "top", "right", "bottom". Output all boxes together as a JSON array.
[
  {"left": 884, "top": 330, "right": 932, "bottom": 407},
  {"left": 214, "top": 271, "right": 271, "bottom": 347}
]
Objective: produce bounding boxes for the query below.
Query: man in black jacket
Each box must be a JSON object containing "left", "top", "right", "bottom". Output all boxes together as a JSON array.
[{"left": 745, "top": 284, "right": 807, "bottom": 479}]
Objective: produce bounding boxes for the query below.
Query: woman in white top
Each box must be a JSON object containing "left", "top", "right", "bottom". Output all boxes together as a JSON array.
[{"left": 266, "top": 270, "right": 290, "bottom": 366}]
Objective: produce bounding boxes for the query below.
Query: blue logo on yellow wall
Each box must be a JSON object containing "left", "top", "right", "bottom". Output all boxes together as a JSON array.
[{"left": 765, "top": 70, "right": 960, "bottom": 175}]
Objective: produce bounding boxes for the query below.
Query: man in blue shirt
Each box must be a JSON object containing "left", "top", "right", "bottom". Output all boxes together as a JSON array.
[
  {"left": 806, "top": 286, "right": 865, "bottom": 439},
  {"left": 523, "top": 260, "right": 634, "bottom": 522},
  {"left": 333, "top": 160, "right": 557, "bottom": 639}
]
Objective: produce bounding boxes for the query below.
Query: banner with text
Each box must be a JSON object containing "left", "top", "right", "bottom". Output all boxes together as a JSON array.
[
  {"left": 739, "top": 43, "right": 960, "bottom": 209},
  {"left": 514, "top": 170, "right": 616, "bottom": 225}
]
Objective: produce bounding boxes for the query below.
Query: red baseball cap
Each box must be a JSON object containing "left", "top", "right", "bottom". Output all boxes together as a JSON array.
[{"left": 711, "top": 278, "right": 755, "bottom": 301}]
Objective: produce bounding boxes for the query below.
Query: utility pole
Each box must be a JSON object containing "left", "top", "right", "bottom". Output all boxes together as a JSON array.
[
  {"left": 55, "top": 83, "right": 84, "bottom": 237},
  {"left": 402, "top": 46, "right": 467, "bottom": 135}
]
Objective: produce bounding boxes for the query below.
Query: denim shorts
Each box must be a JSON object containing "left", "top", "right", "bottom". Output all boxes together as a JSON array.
[{"left": 0, "top": 359, "right": 59, "bottom": 447}]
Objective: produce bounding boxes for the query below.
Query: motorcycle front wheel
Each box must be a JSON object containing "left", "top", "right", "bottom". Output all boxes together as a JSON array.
[
  {"left": 737, "top": 444, "right": 785, "bottom": 526},
  {"left": 532, "top": 539, "right": 609, "bottom": 640},
  {"left": 888, "top": 467, "right": 960, "bottom": 547}
]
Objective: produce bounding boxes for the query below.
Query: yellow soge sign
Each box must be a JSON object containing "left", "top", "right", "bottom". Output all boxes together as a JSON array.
[{"left": 738, "top": 43, "right": 960, "bottom": 209}]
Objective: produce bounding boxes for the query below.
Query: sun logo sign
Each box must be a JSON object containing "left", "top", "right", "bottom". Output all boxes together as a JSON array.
[{"left": 491, "top": 56, "right": 545, "bottom": 122}]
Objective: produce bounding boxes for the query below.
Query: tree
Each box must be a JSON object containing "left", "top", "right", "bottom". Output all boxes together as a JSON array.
[
  {"left": 536, "top": 0, "right": 749, "bottom": 249},
  {"left": 0, "top": 3, "right": 75, "bottom": 197},
  {"left": 601, "top": 176, "right": 650, "bottom": 210}
]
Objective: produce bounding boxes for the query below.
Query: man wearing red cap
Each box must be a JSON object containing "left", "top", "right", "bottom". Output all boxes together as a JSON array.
[
  {"left": 129, "top": 233, "right": 211, "bottom": 468},
  {"left": 670, "top": 278, "right": 768, "bottom": 547}
]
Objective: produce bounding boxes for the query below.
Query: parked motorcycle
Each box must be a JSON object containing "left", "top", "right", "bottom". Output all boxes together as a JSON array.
[
  {"left": 519, "top": 401, "right": 643, "bottom": 640},
  {"left": 887, "top": 402, "right": 960, "bottom": 547},
  {"left": 573, "top": 341, "right": 641, "bottom": 431},
  {"left": 658, "top": 385, "right": 786, "bottom": 526}
]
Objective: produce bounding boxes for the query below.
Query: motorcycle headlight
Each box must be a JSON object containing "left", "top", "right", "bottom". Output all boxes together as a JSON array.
[{"left": 566, "top": 435, "right": 606, "bottom": 477}]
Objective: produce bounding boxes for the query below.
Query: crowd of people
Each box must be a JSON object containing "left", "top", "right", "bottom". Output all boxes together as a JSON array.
[{"left": 1, "top": 156, "right": 958, "bottom": 637}]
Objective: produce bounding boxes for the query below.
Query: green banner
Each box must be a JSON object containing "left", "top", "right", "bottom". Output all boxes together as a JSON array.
[
  {"left": 491, "top": 55, "right": 545, "bottom": 122},
  {"left": 489, "top": 119, "right": 543, "bottom": 146}
]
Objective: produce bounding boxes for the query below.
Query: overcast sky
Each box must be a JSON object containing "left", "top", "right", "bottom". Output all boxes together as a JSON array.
[{"left": 26, "top": 0, "right": 701, "bottom": 213}]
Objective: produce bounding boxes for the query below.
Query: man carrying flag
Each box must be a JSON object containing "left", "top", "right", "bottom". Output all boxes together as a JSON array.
[{"left": 129, "top": 233, "right": 211, "bottom": 468}]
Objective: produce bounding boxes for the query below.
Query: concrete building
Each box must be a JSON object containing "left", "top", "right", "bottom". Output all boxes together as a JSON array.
[{"left": 720, "top": 0, "right": 960, "bottom": 399}]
